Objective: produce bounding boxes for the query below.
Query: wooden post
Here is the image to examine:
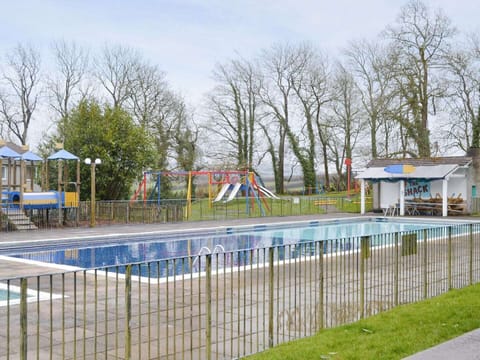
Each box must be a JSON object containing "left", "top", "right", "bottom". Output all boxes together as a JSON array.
[
  {"left": 76, "top": 160, "right": 80, "bottom": 226},
  {"left": 58, "top": 159, "right": 63, "bottom": 225},
  {"left": 90, "top": 162, "right": 96, "bottom": 227}
]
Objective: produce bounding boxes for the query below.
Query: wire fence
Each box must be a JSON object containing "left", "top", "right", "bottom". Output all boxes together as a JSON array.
[
  {"left": 0, "top": 222, "right": 479, "bottom": 359},
  {"left": 1, "top": 196, "right": 368, "bottom": 231},
  {"left": 471, "top": 197, "right": 480, "bottom": 214}
]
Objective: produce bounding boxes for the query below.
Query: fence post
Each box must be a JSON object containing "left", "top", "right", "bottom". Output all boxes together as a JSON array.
[
  {"left": 360, "top": 236, "right": 370, "bottom": 319},
  {"left": 318, "top": 241, "right": 324, "bottom": 330},
  {"left": 20, "top": 278, "right": 28, "bottom": 360},
  {"left": 448, "top": 227, "right": 452, "bottom": 290},
  {"left": 394, "top": 233, "right": 399, "bottom": 306},
  {"left": 469, "top": 223, "right": 473, "bottom": 285},
  {"left": 206, "top": 254, "right": 212, "bottom": 360},
  {"left": 268, "top": 247, "right": 274, "bottom": 348},
  {"left": 423, "top": 229, "right": 428, "bottom": 299},
  {"left": 125, "top": 265, "right": 132, "bottom": 360}
]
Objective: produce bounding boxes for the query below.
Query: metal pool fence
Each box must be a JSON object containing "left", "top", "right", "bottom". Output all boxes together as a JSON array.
[
  {"left": 1, "top": 196, "right": 370, "bottom": 231},
  {"left": 82, "top": 197, "right": 355, "bottom": 224},
  {"left": 1, "top": 223, "right": 479, "bottom": 359}
]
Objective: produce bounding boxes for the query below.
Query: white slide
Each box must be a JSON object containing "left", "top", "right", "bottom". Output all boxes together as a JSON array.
[
  {"left": 256, "top": 185, "right": 280, "bottom": 199},
  {"left": 213, "top": 184, "right": 231, "bottom": 202},
  {"left": 225, "top": 183, "right": 242, "bottom": 202}
]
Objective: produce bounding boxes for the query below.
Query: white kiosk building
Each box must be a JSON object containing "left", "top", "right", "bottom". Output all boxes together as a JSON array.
[{"left": 356, "top": 156, "right": 472, "bottom": 217}]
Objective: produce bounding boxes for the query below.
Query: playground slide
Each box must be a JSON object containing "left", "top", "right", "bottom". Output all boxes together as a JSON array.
[
  {"left": 256, "top": 185, "right": 280, "bottom": 199},
  {"left": 213, "top": 183, "right": 231, "bottom": 202},
  {"left": 225, "top": 183, "right": 242, "bottom": 202}
]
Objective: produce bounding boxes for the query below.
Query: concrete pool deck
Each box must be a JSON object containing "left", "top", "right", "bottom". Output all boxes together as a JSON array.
[{"left": 0, "top": 213, "right": 479, "bottom": 359}]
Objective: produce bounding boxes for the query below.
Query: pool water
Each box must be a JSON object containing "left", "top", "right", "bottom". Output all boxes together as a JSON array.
[
  {"left": 259, "top": 220, "right": 443, "bottom": 243},
  {"left": 7, "top": 218, "right": 463, "bottom": 277},
  {"left": 0, "top": 288, "right": 20, "bottom": 301},
  {"left": 0, "top": 283, "right": 63, "bottom": 307}
]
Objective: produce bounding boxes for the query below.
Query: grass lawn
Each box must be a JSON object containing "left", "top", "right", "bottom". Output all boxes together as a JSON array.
[{"left": 246, "top": 283, "right": 480, "bottom": 360}]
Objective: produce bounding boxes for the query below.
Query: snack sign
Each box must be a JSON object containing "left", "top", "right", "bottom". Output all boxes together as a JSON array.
[{"left": 404, "top": 180, "right": 430, "bottom": 199}]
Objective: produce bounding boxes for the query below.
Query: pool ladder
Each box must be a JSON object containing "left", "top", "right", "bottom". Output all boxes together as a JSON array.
[{"left": 192, "top": 244, "right": 225, "bottom": 269}]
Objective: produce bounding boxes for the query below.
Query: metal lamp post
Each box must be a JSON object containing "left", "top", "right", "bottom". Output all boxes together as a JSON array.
[{"left": 85, "top": 158, "right": 101, "bottom": 227}]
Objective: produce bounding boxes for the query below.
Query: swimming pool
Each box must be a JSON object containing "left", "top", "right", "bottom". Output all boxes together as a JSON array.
[
  {"left": 0, "top": 282, "right": 63, "bottom": 307},
  {"left": 5, "top": 217, "right": 472, "bottom": 277},
  {"left": 0, "top": 288, "right": 19, "bottom": 301}
]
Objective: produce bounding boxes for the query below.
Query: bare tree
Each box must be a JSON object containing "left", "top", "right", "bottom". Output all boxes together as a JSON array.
[
  {"left": 94, "top": 44, "right": 140, "bottom": 108},
  {"left": 260, "top": 43, "right": 322, "bottom": 193},
  {"left": 48, "top": 40, "right": 90, "bottom": 139},
  {"left": 128, "top": 62, "right": 169, "bottom": 127},
  {"left": 328, "top": 62, "right": 364, "bottom": 189},
  {"left": 143, "top": 88, "right": 181, "bottom": 171},
  {"left": 49, "top": 40, "right": 90, "bottom": 118},
  {"left": 385, "top": 0, "right": 455, "bottom": 157},
  {"left": 290, "top": 49, "right": 332, "bottom": 190},
  {"left": 122, "top": 59, "right": 174, "bottom": 170},
  {"left": 206, "top": 57, "right": 262, "bottom": 170},
  {"left": 443, "top": 35, "right": 480, "bottom": 152},
  {"left": 96, "top": 50, "right": 184, "bottom": 172},
  {"left": 468, "top": 35, "right": 480, "bottom": 149},
  {"left": 0, "top": 43, "right": 42, "bottom": 145},
  {"left": 172, "top": 99, "right": 199, "bottom": 171},
  {"left": 345, "top": 39, "right": 397, "bottom": 158}
]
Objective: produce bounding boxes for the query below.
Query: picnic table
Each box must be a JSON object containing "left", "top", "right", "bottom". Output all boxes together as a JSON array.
[
  {"left": 405, "top": 195, "right": 466, "bottom": 216},
  {"left": 405, "top": 201, "right": 441, "bottom": 215}
]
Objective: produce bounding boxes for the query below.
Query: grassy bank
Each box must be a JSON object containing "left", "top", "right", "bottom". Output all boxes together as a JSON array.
[{"left": 246, "top": 283, "right": 480, "bottom": 360}]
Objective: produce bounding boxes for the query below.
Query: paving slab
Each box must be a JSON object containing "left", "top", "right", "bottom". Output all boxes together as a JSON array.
[{"left": 404, "top": 329, "right": 480, "bottom": 359}]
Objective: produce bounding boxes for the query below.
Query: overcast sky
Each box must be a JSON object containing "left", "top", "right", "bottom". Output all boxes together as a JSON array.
[{"left": 1, "top": 0, "right": 479, "bottom": 106}]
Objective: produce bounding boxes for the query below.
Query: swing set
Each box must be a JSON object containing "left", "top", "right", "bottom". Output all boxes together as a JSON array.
[{"left": 130, "top": 170, "right": 278, "bottom": 219}]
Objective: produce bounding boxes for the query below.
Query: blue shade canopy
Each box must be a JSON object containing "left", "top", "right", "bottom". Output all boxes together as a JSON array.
[
  {"left": 47, "top": 149, "right": 79, "bottom": 161},
  {"left": 0, "top": 146, "right": 20, "bottom": 158},
  {"left": 21, "top": 150, "right": 43, "bottom": 161}
]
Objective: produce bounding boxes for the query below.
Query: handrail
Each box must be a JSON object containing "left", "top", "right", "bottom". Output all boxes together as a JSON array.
[
  {"left": 212, "top": 244, "right": 225, "bottom": 254},
  {"left": 192, "top": 244, "right": 226, "bottom": 269},
  {"left": 191, "top": 246, "right": 211, "bottom": 268},
  {"left": 197, "top": 246, "right": 212, "bottom": 256}
]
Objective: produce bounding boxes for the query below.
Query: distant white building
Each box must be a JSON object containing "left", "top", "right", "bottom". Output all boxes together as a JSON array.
[{"left": 356, "top": 155, "right": 473, "bottom": 217}]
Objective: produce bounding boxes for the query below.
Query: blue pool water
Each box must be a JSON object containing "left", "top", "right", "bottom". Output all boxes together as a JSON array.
[
  {"left": 0, "top": 288, "right": 20, "bottom": 301},
  {"left": 0, "top": 283, "right": 62, "bottom": 306},
  {"left": 8, "top": 218, "right": 465, "bottom": 278}
]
